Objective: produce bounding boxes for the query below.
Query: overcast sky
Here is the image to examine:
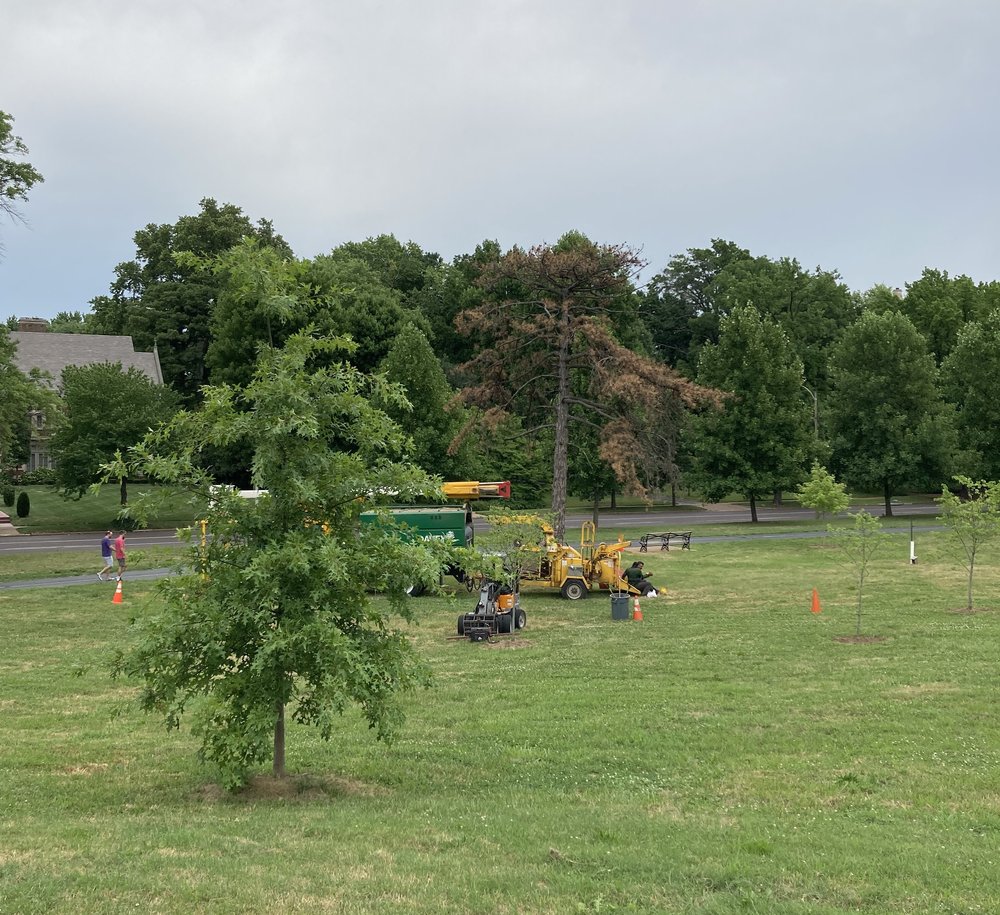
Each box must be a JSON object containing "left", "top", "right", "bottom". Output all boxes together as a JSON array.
[{"left": 2, "top": 0, "right": 998, "bottom": 320}]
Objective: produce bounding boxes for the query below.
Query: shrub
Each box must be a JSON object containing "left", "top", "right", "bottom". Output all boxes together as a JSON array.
[
  {"left": 20, "top": 468, "right": 57, "bottom": 485},
  {"left": 15, "top": 491, "right": 30, "bottom": 518},
  {"left": 2, "top": 486, "right": 14, "bottom": 508}
]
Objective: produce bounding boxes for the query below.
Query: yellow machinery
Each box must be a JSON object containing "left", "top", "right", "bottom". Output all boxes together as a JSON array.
[{"left": 503, "top": 517, "right": 640, "bottom": 600}]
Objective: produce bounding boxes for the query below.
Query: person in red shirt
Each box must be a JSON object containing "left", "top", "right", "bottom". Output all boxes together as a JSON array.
[{"left": 113, "top": 532, "right": 127, "bottom": 580}]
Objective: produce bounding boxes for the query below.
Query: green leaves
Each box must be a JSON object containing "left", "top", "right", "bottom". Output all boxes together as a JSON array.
[{"left": 108, "top": 331, "right": 440, "bottom": 787}]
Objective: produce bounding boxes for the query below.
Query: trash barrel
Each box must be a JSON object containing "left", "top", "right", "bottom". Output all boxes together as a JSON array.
[{"left": 611, "top": 592, "right": 630, "bottom": 621}]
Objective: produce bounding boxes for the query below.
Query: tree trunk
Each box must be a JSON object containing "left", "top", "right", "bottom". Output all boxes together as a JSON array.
[
  {"left": 749, "top": 493, "right": 758, "bottom": 523},
  {"left": 273, "top": 701, "right": 286, "bottom": 778},
  {"left": 120, "top": 476, "right": 128, "bottom": 506},
  {"left": 967, "top": 553, "right": 975, "bottom": 611},
  {"left": 592, "top": 491, "right": 600, "bottom": 528},
  {"left": 883, "top": 481, "right": 893, "bottom": 518},
  {"left": 773, "top": 489, "right": 782, "bottom": 507},
  {"left": 610, "top": 484, "right": 617, "bottom": 510},
  {"left": 671, "top": 483, "right": 677, "bottom": 508},
  {"left": 551, "top": 305, "right": 572, "bottom": 542}
]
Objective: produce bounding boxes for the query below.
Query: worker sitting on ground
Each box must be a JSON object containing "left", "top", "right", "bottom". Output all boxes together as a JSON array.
[{"left": 622, "top": 560, "right": 657, "bottom": 597}]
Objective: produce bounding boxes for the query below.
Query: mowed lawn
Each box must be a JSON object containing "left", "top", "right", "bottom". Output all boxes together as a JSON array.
[{"left": 1, "top": 531, "right": 998, "bottom": 914}]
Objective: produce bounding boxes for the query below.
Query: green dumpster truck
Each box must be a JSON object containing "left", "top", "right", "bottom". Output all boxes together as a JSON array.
[{"left": 359, "top": 481, "right": 510, "bottom": 593}]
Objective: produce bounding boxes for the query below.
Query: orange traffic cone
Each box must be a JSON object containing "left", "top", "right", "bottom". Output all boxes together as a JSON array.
[
  {"left": 632, "top": 596, "right": 643, "bottom": 622},
  {"left": 810, "top": 588, "right": 821, "bottom": 614},
  {"left": 112, "top": 579, "right": 123, "bottom": 604}
]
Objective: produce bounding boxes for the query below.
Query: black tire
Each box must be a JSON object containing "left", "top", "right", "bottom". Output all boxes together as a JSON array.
[
  {"left": 406, "top": 582, "right": 426, "bottom": 597},
  {"left": 498, "top": 612, "right": 513, "bottom": 634},
  {"left": 561, "top": 579, "right": 588, "bottom": 601},
  {"left": 513, "top": 607, "right": 527, "bottom": 630},
  {"left": 457, "top": 615, "right": 466, "bottom": 636}
]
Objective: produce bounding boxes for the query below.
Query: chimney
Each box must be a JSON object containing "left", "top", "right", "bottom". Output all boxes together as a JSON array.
[{"left": 17, "top": 317, "right": 50, "bottom": 333}]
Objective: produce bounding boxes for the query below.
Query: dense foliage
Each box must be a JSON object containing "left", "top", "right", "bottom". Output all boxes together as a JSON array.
[
  {"left": 21, "top": 190, "right": 997, "bottom": 515},
  {"left": 106, "top": 333, "right": 443, "bottom": 787}
]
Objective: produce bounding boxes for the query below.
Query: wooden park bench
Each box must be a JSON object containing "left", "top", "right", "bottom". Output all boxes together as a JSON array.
[{"left": 637, "top": 531, "right": 692, "bottom": 553}]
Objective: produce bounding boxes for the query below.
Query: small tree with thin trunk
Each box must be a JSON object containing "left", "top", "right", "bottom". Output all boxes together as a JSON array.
[
  {"left": 105, "top": 333, "right": 441, "bottom": 788},
  {"left": 938, "top": 476, "right": 1000, "bottom": 611},
  {"left": 829, "top": 511, "right": 888, "bottom": 636},
  {"left": 796, "top": 462, "right": 850, "bottom": 518}
]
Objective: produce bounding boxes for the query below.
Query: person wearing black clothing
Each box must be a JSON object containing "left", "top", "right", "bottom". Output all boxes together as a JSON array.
[{"left": 622, "top": 561, "right": 656, "bottom": 596}]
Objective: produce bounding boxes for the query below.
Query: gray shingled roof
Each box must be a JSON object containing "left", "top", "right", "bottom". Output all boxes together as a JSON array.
[{"left": 10, "top": 332, "right": 163, "bottom": 387}]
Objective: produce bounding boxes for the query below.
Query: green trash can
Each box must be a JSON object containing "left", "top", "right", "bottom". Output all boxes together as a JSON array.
[{"left": 611, "top": 592, "right": 630, "bottom": 621}]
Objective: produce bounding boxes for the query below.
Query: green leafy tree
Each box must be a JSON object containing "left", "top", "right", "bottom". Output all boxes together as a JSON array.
[
  {"left": 938, "top": 477, "right": 1000, "bottom": 611},
  {"left": 0, "top": 327, "right": 57, "bottom": 468},
  {"left": 48, "top": 311, "right": 94, "bottom": 334},
  {"left": 329, "top": 234, "right": 442, "bottom": 297},
  {"left": 713, "top": 255, "right": 857, "bottom": 396},
  {"left": 898, "top": 269, "right": 980, "bottom": 362},
  {"left": 91, "top": 198, "right": 292, "bottom": 401},
  {"left": 206, "top": 243, "right": 428, "bottom": 389},
  {"left": 463, "top": 507, "right": 551, "bottom": 592},
  {"left": 0, "top": 111, "right": 44, "bottom": 241},
  {"left": 105, "top": 332, "right": 441, "bottom": 788},
  {"left": 687, "top": 305, "right": 813, "bottom": 522},
  {"left": 641, "top": 239, "right": 752, "bottom": 371},
  {"left": 941, "top": 309, "right": 1000, "bottom": 479},
  {"left": 829, "top": 511, "right": 888, "bottom": 636},
  {"left": 379, "top": 323, "right": 472, "bottom": 479},
  {"left": 796, "top": 462, "right": 850, "bottom": 518},
  {"left": 408, "top": 241, "right": 501, "bottom": 372},
  {"left": 827, "top": 311, "right": 956, "bottom": 517},
  {"left": 302, "top": 254, "right": 428, "bottom": 374},
  {"left": 50, "top": 363, "right": 179, "bottom": 503},
  {"left": 458, "top": 234, "right": 715, "bottom": 540}
]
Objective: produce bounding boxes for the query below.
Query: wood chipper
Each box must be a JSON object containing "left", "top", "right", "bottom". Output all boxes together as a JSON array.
[
  {"left": 457, "top": 580, "right": 527, "bottom": 641},
  {"left": 496, "top": 517, "right": 644, "bottom": 600}
]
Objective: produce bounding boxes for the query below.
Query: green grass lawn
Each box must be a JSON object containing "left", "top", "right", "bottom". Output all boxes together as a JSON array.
[
  {"left": 6, "top": 484, "right": 201, "bottom": 533},
  {"left": 2, "top": 531, "right": 998, "bottom": 913}
]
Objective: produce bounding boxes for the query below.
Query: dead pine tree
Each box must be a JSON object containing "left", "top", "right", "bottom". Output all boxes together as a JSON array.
[{"left": 453, "top": 234, "right": 719, "bottom": 540}]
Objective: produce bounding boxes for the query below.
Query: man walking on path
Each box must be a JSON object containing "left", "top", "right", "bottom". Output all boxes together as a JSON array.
[
  {"left": 113, "top": 531, "right": 127, "bottom": 580},
  {"left": 98, "top": 531, "right": 114, "bottom": 581}
]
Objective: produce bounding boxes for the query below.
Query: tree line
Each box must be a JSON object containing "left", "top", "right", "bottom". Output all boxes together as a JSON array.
[{"left": 4, "top": 182, "right": 1000, "bottom": 522}]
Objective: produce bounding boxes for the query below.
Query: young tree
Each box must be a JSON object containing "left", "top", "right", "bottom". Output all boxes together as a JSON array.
[
  {"left": 827, "top": 310, "right": 956, "bottom": 517},
  {"left": 796, "top": 462, "right": 850, "bottom": 518},
  {"left": 0, "top": 111, "right": 44, "bottom": 234},
  {"left": 50, "top": 363, "right": 179, "bottom": 504},
  {"left": 457, "top": 235, "right": 715, "bottom": 540},
  {"left": 829, "top": 511, "right": 888, "bottom": 636},
  {"left": 105, "top": 332, "right": 441, "bottom": 788},
  {"left": 687, "top": 305, "right": 813, "bottom": 522},
  {"left": 938, "top": 477, "right": 1000, "bottom": 611}
]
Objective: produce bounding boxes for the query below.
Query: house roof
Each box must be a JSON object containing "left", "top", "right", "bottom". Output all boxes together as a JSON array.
[{"left": 10, "top": 332, "right": 164, "bottom": 387}]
